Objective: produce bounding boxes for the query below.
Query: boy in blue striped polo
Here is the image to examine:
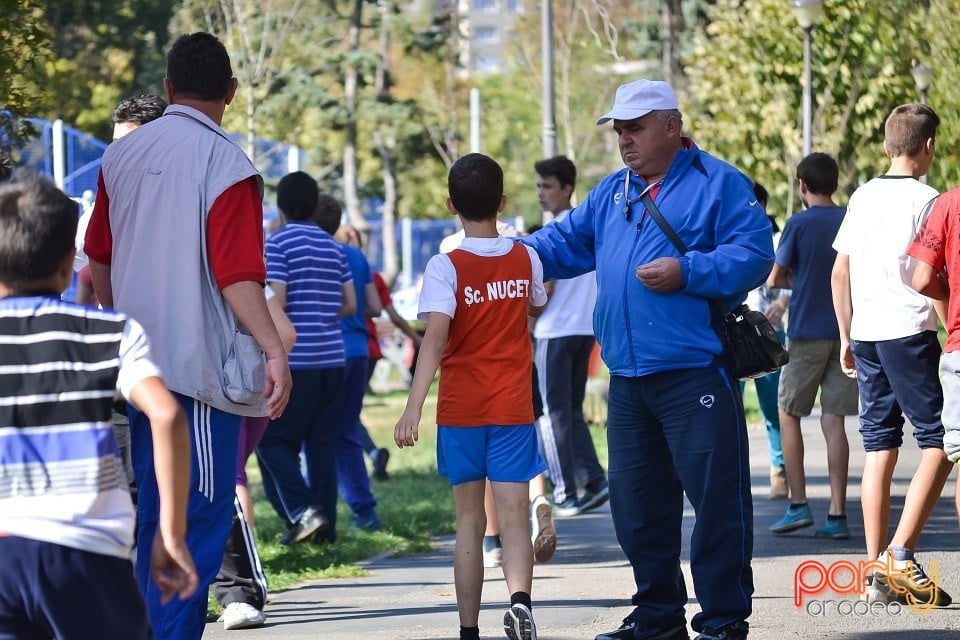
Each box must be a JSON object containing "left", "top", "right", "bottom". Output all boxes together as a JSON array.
[
  {"left": 0, "top": 173, "right": 197, "bottom": 637},
  {"left": 257, "top": 171, "right": 357, "bottom": 544}
]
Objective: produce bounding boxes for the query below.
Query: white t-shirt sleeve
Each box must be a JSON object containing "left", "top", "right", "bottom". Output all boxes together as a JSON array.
[
  {"left": 525, "top": 245, "right": 548, "bottom": 307},
  {"left": 116, "top": 317, "right": 163, "bottom": 400},
  {"left": 417, "top": 254, "right": 457, "bottom": 322},
  {"left": 832, "top": 201, "right": 856, "bottom": 255}
]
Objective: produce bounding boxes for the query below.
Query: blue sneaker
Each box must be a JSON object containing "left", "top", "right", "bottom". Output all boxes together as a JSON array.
[
  {"left": 814, "top": 516, "right": 850, "bottom": 539},
  {"left": 769, "top": 503, "right": 813, "bottom": 534}
]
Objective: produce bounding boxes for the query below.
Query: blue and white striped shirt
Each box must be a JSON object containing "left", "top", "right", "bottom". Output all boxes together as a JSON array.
[
  {"left": 266, "top": 222, "right": 352, "bottom": 369},
  {"left": 0, "top": 296, "right": 160, "bottom": 558}
]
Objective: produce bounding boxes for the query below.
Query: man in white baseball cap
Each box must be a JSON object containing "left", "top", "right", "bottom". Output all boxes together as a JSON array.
[
  {"left": 595, "top": 79, "right": 679, "bottom": 125},
  {"left": 521, "top": 79, "right": 771, "bottom": 640}
]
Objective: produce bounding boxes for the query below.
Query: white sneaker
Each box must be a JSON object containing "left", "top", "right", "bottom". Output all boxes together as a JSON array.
[
  {"left": 218, "top": 602, "right": 266, "bottom": 630},
  {"left": 530, "top": 495, "right": 556, "bottom": 564},
  {"left": 483, "top": 545, "right": 503, "bottom": 568}
]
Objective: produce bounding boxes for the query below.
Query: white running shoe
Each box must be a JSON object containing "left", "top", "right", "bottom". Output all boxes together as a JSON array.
[{"left": 218, "top": 602, "right": 266, "bottom": 630}]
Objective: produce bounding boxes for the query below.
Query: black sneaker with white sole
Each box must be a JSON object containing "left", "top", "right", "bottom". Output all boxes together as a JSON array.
[{"left": 504, "top": 603, "right": 537, "bottom": 640}]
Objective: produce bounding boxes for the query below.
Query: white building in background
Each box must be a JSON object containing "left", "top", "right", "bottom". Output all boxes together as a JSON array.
[{"left": 434, "top": 0, "right": 526, "bottom": 74}]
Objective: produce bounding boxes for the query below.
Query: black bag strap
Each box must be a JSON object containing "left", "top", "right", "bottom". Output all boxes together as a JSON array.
[{"left": 640, "top": 192, "right": 732, "bottom": 318}]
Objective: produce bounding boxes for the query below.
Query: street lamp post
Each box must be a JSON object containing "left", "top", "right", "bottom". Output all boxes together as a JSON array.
[
  {"left": 912, "top": 62, "right": 933, "bottom": 105},
  {"left": 911, "top": 62, "right": 933, "bottom": 183},
  {"left": 790, "top": 0, "right": 824, "bottom": 157},
  {"left": 541, "top": 0, "right": 556, "bottom": 161}
]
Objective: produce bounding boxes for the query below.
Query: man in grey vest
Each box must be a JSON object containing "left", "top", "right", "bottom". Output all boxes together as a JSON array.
[{"left": 85, "top": 32, "right": 291, "bottom": 639}]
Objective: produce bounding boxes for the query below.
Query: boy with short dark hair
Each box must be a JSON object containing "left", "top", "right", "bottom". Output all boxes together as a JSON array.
[
  {"left": 832, "top": 103, "right": 953, "bottom": 606},
  {"left": 768, "top": 152, "right": 859, "bottom": 539},
  {"left": 395, "top": 153, "right": 548, "bottom": 640},
  {"left": 0, "top": 173, "right": 197, "bottom": 636}
]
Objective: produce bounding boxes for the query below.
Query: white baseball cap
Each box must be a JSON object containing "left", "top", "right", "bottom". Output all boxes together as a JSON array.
[{"left": 596, "top": 79, "right": 679, "bottom": 125}]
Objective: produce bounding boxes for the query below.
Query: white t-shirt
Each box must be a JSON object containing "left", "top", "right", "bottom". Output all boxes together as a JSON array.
[
  {"left": 833, "top": 176, "right": 939, "bottom": 341},
  {"left": 419, "top": 236, "right": 547, "bottom": 321},
  {"left": 438, "top": 220, "right": 519, "bottom": 254},
  {"left": 533, "top": 210, "right": 597, "bottom": 339}
]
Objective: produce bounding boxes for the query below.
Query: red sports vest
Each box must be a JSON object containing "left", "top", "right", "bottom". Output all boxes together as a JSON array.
[{"left": 437, "top": 242, "right": 535, "bottom": 427}]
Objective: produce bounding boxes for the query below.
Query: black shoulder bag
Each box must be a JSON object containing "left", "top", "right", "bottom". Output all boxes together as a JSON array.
[{"left": 641, "top": 193, "right": 789, "bottom": 380}]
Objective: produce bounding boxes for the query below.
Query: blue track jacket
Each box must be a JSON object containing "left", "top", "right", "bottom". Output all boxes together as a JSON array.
[{"left": 521, "top": 142, "right": 774, "bottom": 377}]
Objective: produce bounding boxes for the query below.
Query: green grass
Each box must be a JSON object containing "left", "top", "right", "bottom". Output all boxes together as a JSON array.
[{"left": 246, "top": 385, "right": 456, "bottom": 590}]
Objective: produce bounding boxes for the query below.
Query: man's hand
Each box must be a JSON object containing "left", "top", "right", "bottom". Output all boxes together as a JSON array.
[
  {"left": 636, "top": 257, "right": 683, "bottom": 292},
  {"left": 394, "top": 409, "right": 421, "bottom": 448},
  {"left": 264, "top": 353, "right": 291, "bottom": 419},
  {"left": 839, "top": 340, "right": 857, "bottom": 379},
  {"left": 150, "top": 532, "right": 198, "bottom": 605}
]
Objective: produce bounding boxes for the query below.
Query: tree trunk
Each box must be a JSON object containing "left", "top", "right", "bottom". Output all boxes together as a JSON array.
[
  {"left": 661, "top": 0, "right": 683, "bottom": 87},
  {"left": 343, "top": 0, "right": 366, "bottom": 231},
  {"left": 245, "top": 92, "right": 256, "bottom": 161},
  {"left": 374, "top": 0, "right": 399, "bottom": 283}
]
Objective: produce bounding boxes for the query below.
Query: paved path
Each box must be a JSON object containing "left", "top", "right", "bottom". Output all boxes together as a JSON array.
[{"left": 205, "top": 411, "right": 960, "bottom": 639}]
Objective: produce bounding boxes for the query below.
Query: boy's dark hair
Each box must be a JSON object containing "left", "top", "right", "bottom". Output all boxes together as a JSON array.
[
  {"left": 112, "top": 94, "right": 167, "bottom": 126},
  {"left": 752, "top": 182, "right": 769, "bottom": 208},
  {"left": 752, "top": 181, "right": 780, "bottom": 232},
  {"left": 534, "top": 155, "right": 576, "bottom": 189},
  {"left": 166, "top": 32, "right": 233, "bottom": 102},
  {"left": 797, "top": 152, "right": 839, "bottom": 196},
  {"left": 448, "top": 153, "right": 503, "bottom": 222},
  {"left": 885, "top": 103, "right": 939, "bottom": 158},
  {"left": 0, "top": 173, "right": 78, "bottom": 286},
  {"left": 314, "top": 194, "right": 342, "bottom": 235},
  {"left": 277, "top": 171, "right": 319, "bottom": 222}
]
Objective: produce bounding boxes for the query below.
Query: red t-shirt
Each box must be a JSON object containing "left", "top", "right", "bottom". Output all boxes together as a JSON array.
[
  {"left": 908, "top": 189, "right": 960, "bottom": 352},
  {"left": 85, "top": 171, "right": 265, "bottom": 289},
  {"left": 436, "top": 243, "right": 534, "bottom": 427},
  {"left": 366, "top": 272, "right": 392, "bottom": 360}
]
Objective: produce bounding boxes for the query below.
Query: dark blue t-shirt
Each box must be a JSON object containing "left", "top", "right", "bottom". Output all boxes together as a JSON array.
[{"left": 775, "top": 205, "right": 846, "bottom": 340}]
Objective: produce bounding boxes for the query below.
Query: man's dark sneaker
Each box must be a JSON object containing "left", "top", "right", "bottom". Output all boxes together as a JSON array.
[
  {"left": 694, "top": 621, "right": 748, "bottom": 640},
  {"left": 372, "top": 447, "right": 390, "bottom": 480},
  {"left": 278, "top": 506, "right": 329, "bottom": 546},
  {"left": 887, "top": 558, "right": 953, "bottom": 607},
  {"left": 595, "top": 619, "right": 688, "bottom": 640},
  {"left": 579, "top": 479, "right": 610, "bottom": 513}
]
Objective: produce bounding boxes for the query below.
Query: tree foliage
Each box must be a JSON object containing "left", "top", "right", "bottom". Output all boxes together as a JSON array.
[
  {"left": 37, "top": 0, "right": 176, "bottom": 139},
  {"left": 683, "top": 0, "right": 929, "bottom": 217},
  {"left": 0, "top": 0, "right": 53, "bottom": 173}
]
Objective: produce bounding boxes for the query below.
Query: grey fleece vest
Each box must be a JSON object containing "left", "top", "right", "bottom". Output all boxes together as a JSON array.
[{"left": 100, "top": 104, "right": 268, "bottom": 417}]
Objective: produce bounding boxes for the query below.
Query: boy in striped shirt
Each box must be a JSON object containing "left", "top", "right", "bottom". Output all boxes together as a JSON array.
[{"left": 0, "top": 174, "right": 196, "bottom": 637}]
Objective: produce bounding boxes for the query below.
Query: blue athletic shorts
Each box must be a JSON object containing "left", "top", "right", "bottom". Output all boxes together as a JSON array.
[{"left": 436, "top": 424, "right": 547, "bottom": 486}]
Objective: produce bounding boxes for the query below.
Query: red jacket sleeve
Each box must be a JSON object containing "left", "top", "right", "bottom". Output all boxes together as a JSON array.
[
  {"left": 84, "top": 171, "right": 113, "bottom": 265},
  {"left": 207, "top": 176, "right": 267, "bottom": 289}
]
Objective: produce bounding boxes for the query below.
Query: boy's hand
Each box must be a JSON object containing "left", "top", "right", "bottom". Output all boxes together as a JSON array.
[
  {"left": 150, "top": 532, "right": 199, "bottom": 605},
  {"left": 395, "top": 409, "right": 421, "bottom": 448},
  {"left": 839, "top": 341, "right": 857, "bottom": 379}
]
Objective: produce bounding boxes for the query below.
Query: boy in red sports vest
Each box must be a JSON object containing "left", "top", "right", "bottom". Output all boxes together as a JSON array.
[{"left": 395, "top": 153, "right": 548, "bottom": 640}]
